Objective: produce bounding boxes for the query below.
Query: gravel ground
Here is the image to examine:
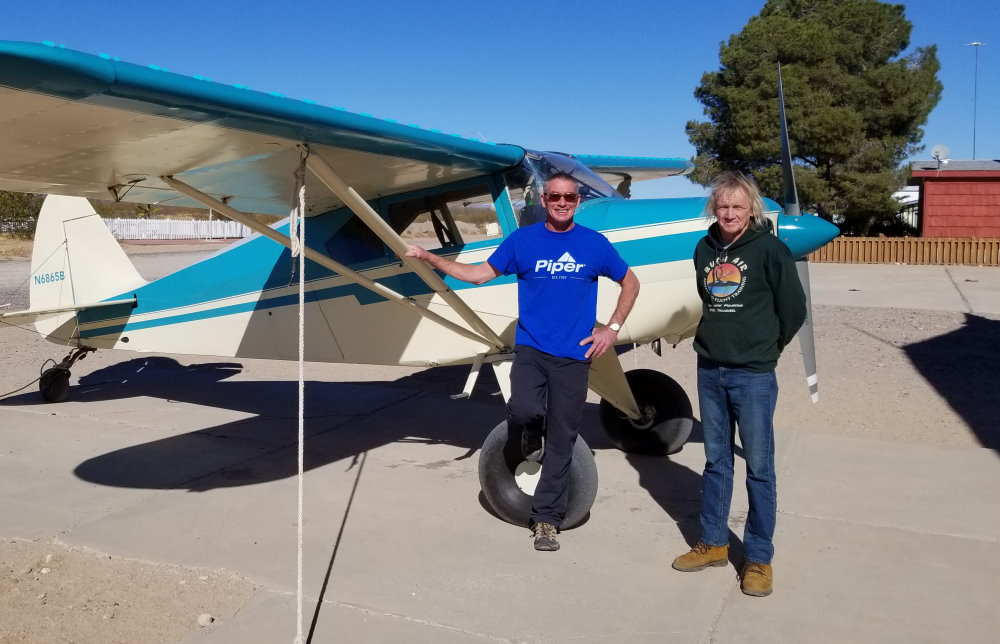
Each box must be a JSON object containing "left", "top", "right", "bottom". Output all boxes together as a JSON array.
[
  {"left": 0, "top": 540, "right": 259, "bottom": 643},
  {"left": 1, "top": 238, "right": 997, "bottom": 642}
]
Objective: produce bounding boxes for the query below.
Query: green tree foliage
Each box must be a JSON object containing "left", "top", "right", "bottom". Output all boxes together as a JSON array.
[
  {"left": 687, "top": 0, "right": 941, "bottom": 235},
  {"left": 90, "top": 199, "right": 156, "bottom": 219},
  {"left": 0, "top": 191, "right": 44, "bottom": 238}
]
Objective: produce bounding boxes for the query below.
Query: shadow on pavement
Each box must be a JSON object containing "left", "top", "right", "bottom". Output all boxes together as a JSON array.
[
  {"left": 4, "top": 357, "right": 506, "bottom": 491},
  {"left": 904, "top": 313, "right": 999, "bottom": 451},
  {"left": 4, "top": 355, "right": 715, "bottom": 541}
]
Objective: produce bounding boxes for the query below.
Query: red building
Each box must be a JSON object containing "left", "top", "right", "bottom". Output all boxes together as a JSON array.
[{"left": 908, "top": 160, "right": 1000, "bottom": 237}]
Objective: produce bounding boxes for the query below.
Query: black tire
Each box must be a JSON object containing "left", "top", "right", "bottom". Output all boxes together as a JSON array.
[
  {"left": 599, "top": 369, "right": 693, "bottom": 456},
  {"left": 478, "top": 420, "right": 598, "bottom": 529},
  {"left": 39, "top": 367, "right": 71, "bottom": 403}
]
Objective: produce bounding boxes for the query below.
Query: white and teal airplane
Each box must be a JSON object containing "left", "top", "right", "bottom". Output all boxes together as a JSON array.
[{"left": 0, "top": 42, "right": 837, "bottom": 526}]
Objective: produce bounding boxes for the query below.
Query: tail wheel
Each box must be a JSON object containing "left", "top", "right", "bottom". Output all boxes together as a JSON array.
[
  {"left": 478, "top": 420, "right": 598, "bottom": 529},
  {"left": 39, "top": 367, "right": 71, "bottom": 403},
  {"left": 599, "top": 369, "right": 693, "bottom": 456},
  {"left": 36, "top": 347, "right": 94, "bottom": 403}
]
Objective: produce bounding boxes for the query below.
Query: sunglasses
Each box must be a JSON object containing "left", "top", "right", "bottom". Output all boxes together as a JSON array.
[{"left": 544, "top": 192, "right": 580, "bottom": 204}]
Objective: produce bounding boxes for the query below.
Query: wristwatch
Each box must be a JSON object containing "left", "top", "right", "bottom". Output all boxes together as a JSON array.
[{"left": 609, "top": 322, "right": 621, "bottom": 332}]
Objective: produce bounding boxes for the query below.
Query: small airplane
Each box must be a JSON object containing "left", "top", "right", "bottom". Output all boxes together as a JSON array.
[{"left": 0, "top": 41, "right": 838, "bottom": 527}]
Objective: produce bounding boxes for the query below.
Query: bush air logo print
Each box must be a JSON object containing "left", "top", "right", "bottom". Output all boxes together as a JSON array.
[{"left": 704, "top": 254, "right": 747, "bottom": 302}]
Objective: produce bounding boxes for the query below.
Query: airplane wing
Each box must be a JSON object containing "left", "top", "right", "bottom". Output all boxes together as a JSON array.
[
  {"left": 575, "top": 154, "right": 693, "bottom": 199},
  {"left": 0, "top": 40, "right": 526, "bottom": 215},
  {"left": 576, "top": 155, "right": 693, "bottom": 183},
  {"left": 0, "top": 41, "right": 694, "bottom": 214}
]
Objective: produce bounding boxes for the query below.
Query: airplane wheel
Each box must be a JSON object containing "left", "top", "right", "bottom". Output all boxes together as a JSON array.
[
  {"left": 39, "top": 367, "right": 71, "bottom": 403},
  {"left": 478, "top": 420, "right": 598, "bottom": 529},
  {"left": 599, "top": 369, "right": 692, "bottom": 456}
]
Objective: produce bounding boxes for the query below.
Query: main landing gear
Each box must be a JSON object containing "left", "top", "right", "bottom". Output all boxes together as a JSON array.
[
  {"left": 477, "top": 369, "right": 693, "bottom": 527},
  {"left": 39, "top": 346, "right": 95, "bottom": 403},
  {"left": 598, "top": 369, "right": 693, "bottom": 456}
]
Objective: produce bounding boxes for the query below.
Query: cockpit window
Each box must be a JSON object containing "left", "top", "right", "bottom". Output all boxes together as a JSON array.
[
  {"left": 504, "top": 151, "right": 623, "bottom": 227},
  {"left": 389, "top": 183, "right": 501, "bottom": 251}
]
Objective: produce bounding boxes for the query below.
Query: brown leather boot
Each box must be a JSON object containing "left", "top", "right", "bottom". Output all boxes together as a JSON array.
[
  {"left": 740, "top": 562, "right": 773, "bottom": 597},
  {"left": 672, "top": 542, "right": 729, "bottom": 571}
]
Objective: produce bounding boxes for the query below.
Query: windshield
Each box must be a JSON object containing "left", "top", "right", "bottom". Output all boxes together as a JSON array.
[{"left": 504, "top": 150, "right": 623, "bottom": 227}]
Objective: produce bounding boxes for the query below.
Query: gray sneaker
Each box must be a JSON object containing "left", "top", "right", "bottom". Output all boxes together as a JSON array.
[{"left": 532, "top": 522, "right": 560, "bottom": 551}]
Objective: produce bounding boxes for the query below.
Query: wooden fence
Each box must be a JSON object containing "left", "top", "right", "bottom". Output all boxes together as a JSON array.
[{"left": 808, "top": 237, "right": 1000, "bottom": 266}]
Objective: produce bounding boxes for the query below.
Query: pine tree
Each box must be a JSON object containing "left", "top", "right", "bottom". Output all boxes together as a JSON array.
[
  {"left": 687, "top": 0, "right": 941, "bottom": 235},
  {"left": 0, "top": 191, "right": 44, "bottom": 239}
]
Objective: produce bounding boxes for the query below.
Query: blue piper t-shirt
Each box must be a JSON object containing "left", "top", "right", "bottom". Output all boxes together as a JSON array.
[{"left": 488, "top": 223, "right": 628, "bottom": 360}]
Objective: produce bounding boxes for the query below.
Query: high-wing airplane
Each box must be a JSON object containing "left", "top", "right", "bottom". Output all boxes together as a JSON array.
[{"left": 0, "top": 41, "right": 838, "bottom": 527}]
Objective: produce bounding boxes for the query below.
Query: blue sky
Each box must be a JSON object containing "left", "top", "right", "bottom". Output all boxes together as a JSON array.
[{"left": 2, "top": 0, "right": 997, "bottom": 199}]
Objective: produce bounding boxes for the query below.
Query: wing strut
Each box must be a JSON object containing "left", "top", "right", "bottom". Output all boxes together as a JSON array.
[
  {"left": 586, "top": 347, "right": 642, "bottom": 421},
  {"left": 160, "top": 175, "right": 500, "bottom": 350},
  {"left": 302, "top": 148, "right": 507, "bottom": 350}
]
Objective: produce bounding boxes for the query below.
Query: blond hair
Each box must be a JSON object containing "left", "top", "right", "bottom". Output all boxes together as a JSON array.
[{"left": 705, "top": 171, "right": 768, "bottom": 229}]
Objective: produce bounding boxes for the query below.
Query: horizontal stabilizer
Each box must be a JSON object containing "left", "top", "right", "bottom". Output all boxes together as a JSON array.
[{"left": 1, "top": 297, "right": 137, "bottom": 323}]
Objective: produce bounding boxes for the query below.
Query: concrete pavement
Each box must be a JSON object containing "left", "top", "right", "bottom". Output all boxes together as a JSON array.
[
  {"left": 808, "top": 262, "right": 1000, "bottom": 314},
  {"left": 2, "top": 262, "right": 999, "bottom": 643}
]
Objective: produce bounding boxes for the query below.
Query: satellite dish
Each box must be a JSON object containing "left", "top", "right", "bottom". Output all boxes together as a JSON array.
[{"left": 931, "top": 144, "right": 950, "bottom": 161}]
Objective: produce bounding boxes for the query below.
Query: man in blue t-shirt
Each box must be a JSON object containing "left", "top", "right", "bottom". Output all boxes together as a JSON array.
[{"left": 407, "top": 172, "right": 639, "bottom": 551}]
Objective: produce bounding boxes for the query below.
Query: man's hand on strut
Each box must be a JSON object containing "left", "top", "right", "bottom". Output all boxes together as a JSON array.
[
  {"left": 405, "top": 245, "right": 431, "bottom": 261},
  {"left": 581, "top": 325, "right": 619, "bottom": 360}
]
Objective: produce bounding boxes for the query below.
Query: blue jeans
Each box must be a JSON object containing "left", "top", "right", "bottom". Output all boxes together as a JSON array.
[{"left": 697, "top": 360, "right": 778, "bottom": 564}]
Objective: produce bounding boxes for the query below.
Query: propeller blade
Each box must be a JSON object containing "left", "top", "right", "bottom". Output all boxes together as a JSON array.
[
  {"left": 777, "top": 64, "right": 800, "bottom": 217},
  {"left": 778, "top": 63, "right": 818, "bottom": 403},
  {"left": 796, "top": 259, "right": 819, "bottom": 402}
]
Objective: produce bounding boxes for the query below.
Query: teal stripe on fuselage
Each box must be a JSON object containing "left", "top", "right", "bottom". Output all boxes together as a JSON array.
[
  {"left": 80, "top": 229, "right": 702, "bottom": 339},
  {"left": 80, "top": 195, "right": 715, "bottom": 337},
  {"left": 576, "top": 195, "right": 708, "bottom": 230}
]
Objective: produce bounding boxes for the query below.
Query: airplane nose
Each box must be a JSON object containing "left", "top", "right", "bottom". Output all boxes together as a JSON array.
[{"left": 777, "top": 214, "right": 839, "bottom": 259}]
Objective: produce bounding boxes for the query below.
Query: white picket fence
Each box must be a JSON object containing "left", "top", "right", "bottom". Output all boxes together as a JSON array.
[{"left": 103, "top": 218, "right": 252, "bottom": 240}]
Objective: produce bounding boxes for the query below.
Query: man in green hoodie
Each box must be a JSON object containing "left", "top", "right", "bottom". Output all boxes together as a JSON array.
[{"left": 671, "top": 171, "right": 806, "bottom": 598}]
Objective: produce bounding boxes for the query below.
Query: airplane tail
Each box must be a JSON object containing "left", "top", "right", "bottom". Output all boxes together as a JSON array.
[{"left": 26, "top": 195, "right": 146, "bottom": 340}]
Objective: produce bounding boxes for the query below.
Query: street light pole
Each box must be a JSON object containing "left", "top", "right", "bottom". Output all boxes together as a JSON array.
[{"left": 968, "top": 41, "right": 985, "bottom": 160}]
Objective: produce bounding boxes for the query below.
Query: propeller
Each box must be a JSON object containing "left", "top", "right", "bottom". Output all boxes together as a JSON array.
[{"left": 777, "top": 64, "right": 819, "bottom": 403}]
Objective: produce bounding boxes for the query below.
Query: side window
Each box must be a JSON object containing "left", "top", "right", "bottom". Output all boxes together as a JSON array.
[
  {"left": 390, "top": 184, "right": 502, "bottom": 250},
  {"left": 504, "top": 167, "right": 546, "bottom": 227}
]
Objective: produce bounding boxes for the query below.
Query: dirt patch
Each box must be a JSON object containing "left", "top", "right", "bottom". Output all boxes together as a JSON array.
[
  {"left": 0, "top": 539, "right": 259, "bottom": 643},
  {"left": 0, "top": 239, "right": 32, "bottom": 260}
]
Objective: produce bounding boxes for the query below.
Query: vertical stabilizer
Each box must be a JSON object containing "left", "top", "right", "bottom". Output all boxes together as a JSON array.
[{"left": 29, "top": 195, "right": 146, "bottom": 338}]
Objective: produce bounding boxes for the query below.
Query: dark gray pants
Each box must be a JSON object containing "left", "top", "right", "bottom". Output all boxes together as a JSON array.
[{"left": 507, "top": 345, "right": 590, "bottom": 528}]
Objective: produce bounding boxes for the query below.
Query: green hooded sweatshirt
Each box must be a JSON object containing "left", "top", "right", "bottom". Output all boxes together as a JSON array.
[{"left": 692, "top": 221, "right": 807, "bottom": 372}]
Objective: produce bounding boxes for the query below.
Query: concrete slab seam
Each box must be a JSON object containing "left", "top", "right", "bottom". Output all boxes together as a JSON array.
[
  {"left": 943, "top": 267, "right": 974, "bottom": 313},
  {"left": 777, "top": 511, "right": 1000, "bottom": 543}
]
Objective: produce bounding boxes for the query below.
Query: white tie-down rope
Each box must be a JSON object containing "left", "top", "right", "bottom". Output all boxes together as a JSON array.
[{"left": 290, "top": 151, "right": 308, "bottom": 644}]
